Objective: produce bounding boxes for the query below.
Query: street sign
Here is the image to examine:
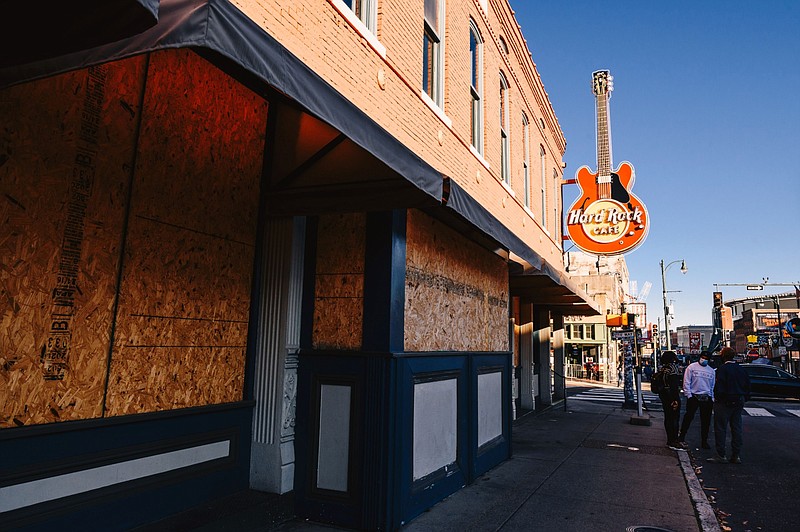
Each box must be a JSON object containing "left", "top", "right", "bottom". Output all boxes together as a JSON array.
[
  {"left": 746, "top": 285, "right": 764, "bottom": 290},
  {"left": 612, "top": 330, "right": 635, "bottom": 340}
]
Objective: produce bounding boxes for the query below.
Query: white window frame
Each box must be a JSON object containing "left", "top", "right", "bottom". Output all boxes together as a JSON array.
[
  {"left": 500, "top": 72, "right": 510, "bottom": 185},
  {"left": 469, "top": 20, "right": 483, "bottom": 155},
  {"left": 330, "top": 0, "right": 385, "bottom": 57},
  {"left": 522, "top": 113, "right": 530, "bottom": 208},
  {"left": 344, "top": 0, "right": 376, "bottom": 33},
  {"left": 540, "top": 145, "right": 547, "bottom": 226},
  {"left": 423, "top": 0, "right": 445, "bottom": 108},
  {"left": 553, "top": 168, "right": 559, "bottom": 237}
]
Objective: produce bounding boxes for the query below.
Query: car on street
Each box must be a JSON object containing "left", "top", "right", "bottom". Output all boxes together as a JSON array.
[{"left": 740, "top": 363, "right": 800, "bottom": 399}]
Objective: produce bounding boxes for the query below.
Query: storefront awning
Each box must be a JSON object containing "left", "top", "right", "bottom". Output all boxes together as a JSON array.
[{"left": 0, "top": 0, "right": 443, "bottom": 212}]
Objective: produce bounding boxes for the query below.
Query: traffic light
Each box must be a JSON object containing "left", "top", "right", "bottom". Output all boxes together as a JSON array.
[
  {"left": 621, "top": 313, "right": 629, "bottom": 327},
  {"left": 651, "top": 323, "right": 658, "bottom": 340},
  {"left": 713, "top": 291, "right": 722, "bottom": 309}
]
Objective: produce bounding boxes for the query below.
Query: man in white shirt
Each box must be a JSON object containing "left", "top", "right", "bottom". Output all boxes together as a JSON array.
[{"left": 678, "top": 351, "right": 716, "bottom": 449}]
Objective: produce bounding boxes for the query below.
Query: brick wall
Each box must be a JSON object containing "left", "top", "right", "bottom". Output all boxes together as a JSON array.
[{"left": 235, "top": 0, "right": 566, "bottom": 267}]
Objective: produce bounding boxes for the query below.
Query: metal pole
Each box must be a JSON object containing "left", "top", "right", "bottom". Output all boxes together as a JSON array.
[
  {"left": 776, "top": 295, "right": 785, "bottom": 371},
  {"left": 661, "top": 259, "right": 671, "bottom": 350},
  {"left": 634, "top": 322, "right": 643, "bottom": 417}
]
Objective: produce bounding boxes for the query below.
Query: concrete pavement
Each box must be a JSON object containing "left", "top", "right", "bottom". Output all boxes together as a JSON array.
[{"left": 139, "top": 382, "right": 720, "bottom": 532}]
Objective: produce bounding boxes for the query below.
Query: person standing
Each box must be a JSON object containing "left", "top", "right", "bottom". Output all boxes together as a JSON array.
[
  {"left": 707, "top": 347, "right": 751, "bottom": 464},
  {"left": 678, "top": 351, "right": 715, "bottom": 449},
  {"left": 656, "top": 351, "right": 686, "bottom": 451}
]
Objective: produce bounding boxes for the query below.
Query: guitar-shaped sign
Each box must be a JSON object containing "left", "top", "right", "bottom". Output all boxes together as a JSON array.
[{"left": 565, "top": 70, "right": 649, "bottom": 255}]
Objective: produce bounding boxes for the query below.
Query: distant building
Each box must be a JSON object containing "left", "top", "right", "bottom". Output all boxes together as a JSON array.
[
  {"left": 563, "top": 252, "right": 630, "bottom": 382},
  {"left": 676, "top": 325, "right": 715, "bottom": 355}
]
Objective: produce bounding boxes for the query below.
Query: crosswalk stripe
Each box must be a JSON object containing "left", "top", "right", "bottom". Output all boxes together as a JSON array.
[
  {"left": 571, "top": 388, "right": 658, "bottom": 405},
  {"left": 787, "top": 410, "right": 800, "bottom": 418},
  {"left": 570, "top": 396, "right": 626, "bottom": 403},
  {"left": 744, "top": 407, "right": 774, "bottom": 417}
]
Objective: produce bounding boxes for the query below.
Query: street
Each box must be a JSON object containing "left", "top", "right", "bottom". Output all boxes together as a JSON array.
[{"left": 689, "top": 397, "right": 800, "bottom": 532}]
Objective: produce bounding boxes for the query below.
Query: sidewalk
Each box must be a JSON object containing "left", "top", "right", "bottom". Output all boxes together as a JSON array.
[{"left": 140, "top": 389, "right": 719, "bottom": 532}]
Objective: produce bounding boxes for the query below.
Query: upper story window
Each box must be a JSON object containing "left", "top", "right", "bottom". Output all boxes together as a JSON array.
[
  {"left": 553, "top": 168, "right": 559, "bottom": 237},
  {"left": 522, "top": 113, "right": 530, "bottom": 208},
  {"left": 540, "top": 145, "right": 547, "bottom": 225},
  {"left": 343, "top": 0, "right": 377, "bottom": 33},
  {"left": 423, "top": 0, "right": 444, "bottom": 107},
  {"left": 469, "top": 21, "right": 483, "bottom": 154},
  {"left": 498, "top": 35, "right": 509, "bottom": 55},
  {"left": 499, "top": 72, "right": 510, "bottom": 184}
]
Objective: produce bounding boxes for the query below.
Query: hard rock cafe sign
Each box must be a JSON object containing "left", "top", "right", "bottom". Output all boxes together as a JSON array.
[{"left": 565, "top": 70, "right": 649, "bottom": 256}]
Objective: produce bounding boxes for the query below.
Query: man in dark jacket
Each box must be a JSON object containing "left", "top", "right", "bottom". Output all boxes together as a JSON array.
[
  {"left": 658, "top": 351, "right": 686, "bottom": 451},
  {"left": 707, "top": 347, "right": 751, "bottom": 464}
]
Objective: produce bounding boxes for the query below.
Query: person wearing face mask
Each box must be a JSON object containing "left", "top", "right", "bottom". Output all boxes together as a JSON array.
[{"left": 678, "top": 351, "right": 716, "bottom": 449}]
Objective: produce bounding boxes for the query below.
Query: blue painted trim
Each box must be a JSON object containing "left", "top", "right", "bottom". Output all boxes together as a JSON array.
[
  {"left": 469, "top": 354, "right": 512, "bottom": 480},
  {"left": 295, "top": 350, "right": 513, "bottom": 530},
  {"left": 363, "top": 210, "right": 406, "bottom": 353},
  {"left": 1, "top": 403, "right": 253, "bottom": 531},
  {"left": 395, "top": 355, "right": 469, "bottom": 527},
  {"left": 300, "top": 216, "right": 318, "bottom": 349}
]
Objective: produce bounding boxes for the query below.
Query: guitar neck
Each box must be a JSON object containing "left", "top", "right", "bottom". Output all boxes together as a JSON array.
[{"left": 596, "top": 92, "right": 612, "bottom": 199}]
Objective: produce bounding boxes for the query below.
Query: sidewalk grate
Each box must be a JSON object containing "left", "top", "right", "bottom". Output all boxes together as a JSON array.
[{"left": 626, "top": 527, "right": 676, "bottom": 532}]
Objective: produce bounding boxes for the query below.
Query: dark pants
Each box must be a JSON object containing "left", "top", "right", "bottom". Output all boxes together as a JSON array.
[
  {"left": 660, "top": 394, "right": 681, "bottom": 444},
  {"left": 679, "top": 396, "right": 713, "bottom": 443},
  {"left": 713, "top": 401, "right": 744, "bottom": 458}
]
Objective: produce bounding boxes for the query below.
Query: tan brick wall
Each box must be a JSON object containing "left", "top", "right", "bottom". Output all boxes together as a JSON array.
[{"left": 235, "top": 0, "right": 566, "bottom": 268}]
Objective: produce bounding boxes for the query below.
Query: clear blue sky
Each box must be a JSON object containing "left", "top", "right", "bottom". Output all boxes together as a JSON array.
[{"left": 510, "top": 0, "right": 800, "bottom": 327}]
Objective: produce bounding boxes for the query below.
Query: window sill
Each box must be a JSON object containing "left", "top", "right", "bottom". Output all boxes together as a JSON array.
[
  {"left": 469, "top": 144, "right": 490, "bottom": 170},
  {"left": 500, "top": 180, "right": 515, "bottom": 197},
  {"left": 329, "top": 0, "right": 387, "bottom": 59},
  {"left": 420, "top": 91, "right": 453, "bottom": 128}
]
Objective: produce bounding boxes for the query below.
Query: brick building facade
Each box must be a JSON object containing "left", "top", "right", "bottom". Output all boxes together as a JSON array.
[{"left": 1, "top": 1, "right": 597, "bottom": 529}]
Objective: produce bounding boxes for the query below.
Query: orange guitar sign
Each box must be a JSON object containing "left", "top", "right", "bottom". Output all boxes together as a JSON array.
[{"left": 565, "top": 70, "right": 649, "bottom": 255}]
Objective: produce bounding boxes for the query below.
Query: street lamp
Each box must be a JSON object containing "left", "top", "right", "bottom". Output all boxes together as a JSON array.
[{"left": 661, "top": 259, "right": 687, "bottom": 351}]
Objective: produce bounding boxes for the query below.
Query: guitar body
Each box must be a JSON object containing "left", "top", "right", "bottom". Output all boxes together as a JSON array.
[{"left": 566, "top": 161, "right": 648, "bottom": 255}]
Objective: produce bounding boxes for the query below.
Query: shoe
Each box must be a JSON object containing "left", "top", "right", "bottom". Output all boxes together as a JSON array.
[
  {"left": 707, "top": 455, "right": 728, "bottom": 463},
  {"left": 668, "top": 441, "right": 688, "bottom": 451},
  {"left": 701, "top": 442, "right": 711, "bottom": 449},
  {"left": 729, "top": 455, "right": 742, "bottom": 464}
]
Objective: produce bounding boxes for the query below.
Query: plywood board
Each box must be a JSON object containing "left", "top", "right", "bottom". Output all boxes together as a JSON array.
[
  {"left": 105, "top": 49, "right": 268, "bottom": 415},
  {"left": 405, "top": 210, "right": 509, "bottom": 352},
  {"left": 312, "top": 213, "right": 365, "bottom": 350},
  {"left": 1, "top": 57, "right": 146, "bottom": 427}
]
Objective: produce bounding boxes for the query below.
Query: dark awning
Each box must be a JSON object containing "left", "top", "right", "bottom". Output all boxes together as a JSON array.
[
  {"left": 0, "top": 0, "right": 160, "bottom": 68},
  {"left": 443, "top": 179, "right": 600, "bottom": 316},
  {"left": 0, "top": 0, "right": 443, "bottom": 210}
]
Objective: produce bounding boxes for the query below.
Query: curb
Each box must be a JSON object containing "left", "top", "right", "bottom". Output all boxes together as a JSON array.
[{"left": 677, "top": 451, "right": 721, "bottom": 532}]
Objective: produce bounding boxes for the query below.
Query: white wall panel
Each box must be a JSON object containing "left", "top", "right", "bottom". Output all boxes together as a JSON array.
[
  {"left": 477, "top": 371, "right": 502, "bottom": 447},
  {"left": 316, "top": 384, "right": 351, "bottom": 492},
  {"left": 413, "top": 378, "right": 457, "bottom": 480}
]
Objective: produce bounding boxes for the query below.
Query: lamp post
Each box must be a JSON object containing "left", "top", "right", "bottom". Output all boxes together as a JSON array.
[{"left": 660, "top": 259, "right": 687, "bottom": 352}]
